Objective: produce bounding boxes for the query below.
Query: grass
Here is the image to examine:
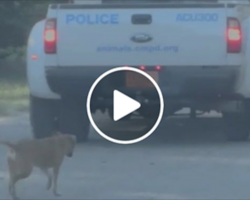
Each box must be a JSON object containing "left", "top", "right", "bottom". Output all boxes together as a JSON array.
[{"left": 0, "top": 73, "right": 29, "bottom": 117}]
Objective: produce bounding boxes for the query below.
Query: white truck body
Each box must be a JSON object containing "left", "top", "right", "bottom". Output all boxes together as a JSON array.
[
  {"left": 56, "top": 8, "right": 226, "bottom": 66},
  {"left": 26, "top": 0, "right": 250, "bottom": 142},
  {"left": 27, "top": 0, "right": 250, "bottom": 99}
]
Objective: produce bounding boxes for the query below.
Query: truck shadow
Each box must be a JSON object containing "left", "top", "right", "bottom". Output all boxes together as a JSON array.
[{"left": 87, "top": 114, "right": 249, "bottom": 147}]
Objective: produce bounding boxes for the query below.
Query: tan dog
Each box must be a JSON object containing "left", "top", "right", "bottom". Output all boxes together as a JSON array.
[{"left": 0, "top": 132, "right": 77, "bottom": 200}]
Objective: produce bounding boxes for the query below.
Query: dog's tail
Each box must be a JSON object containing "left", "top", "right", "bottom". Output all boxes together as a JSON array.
[{"left": 0, "top": 138, "right": 17, "bottom": 151}]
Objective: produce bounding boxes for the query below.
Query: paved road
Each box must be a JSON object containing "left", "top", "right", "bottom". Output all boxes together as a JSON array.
[{"left": 1, "top": 112, "right": 250, "bottom": 199}]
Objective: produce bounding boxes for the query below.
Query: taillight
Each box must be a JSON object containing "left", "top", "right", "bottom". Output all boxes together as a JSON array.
[
  {"left": 155, "top": 65, "right": 162, "bottom": 71},
  {"left": 44, "top": 18, "right": 57, "bottom": 54},
  {"left": 227, "top": 18, "right": 242, "bottom": 53},
  {"left": 139, "top": 65, "right": 146, "bottom": 71}
]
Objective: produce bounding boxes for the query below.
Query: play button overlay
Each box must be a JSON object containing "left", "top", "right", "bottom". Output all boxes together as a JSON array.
[
  {"left": 113, "top": 90, "right": 141, "bottom": 121},
  {"left": 86, "top": 66, "right": 164, "bottom": 145}
]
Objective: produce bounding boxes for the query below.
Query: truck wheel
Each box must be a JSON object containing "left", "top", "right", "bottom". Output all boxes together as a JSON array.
[
  {"left": 223, "top": 113, "right": 250, "bottom": 141},
  {"left": 58, "top": 97, "right": 90, "bottom": 143},
  {"left": 30, "top": 96, "right": 58, "bottom": 139},
  {"left": 75, "top": 110, "right": 90, "bottom": 142}
]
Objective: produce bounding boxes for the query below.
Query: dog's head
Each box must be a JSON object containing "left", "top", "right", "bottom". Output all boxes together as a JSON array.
[
  {"left": 64, "top": 135, "right": 77, "bottom": 157},
  {"left": 53, "top": 132, "right": 77, "bottom": 157}
]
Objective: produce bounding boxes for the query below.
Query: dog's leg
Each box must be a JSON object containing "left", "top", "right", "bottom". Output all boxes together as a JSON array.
[
  {"left": 8, "top": 157, "right": 33, "bottom": 200},
  {"left": 10, "top": 171, "right": 32, "bottom": 200},
  {"left": 52, "top": 165, "right": 61, "bottom": 196},
  {"left": 9, "top": 179, "right": 12, "bottom": 195},
  {"left": 41, "top": 168, "right": 52, "bottom": 190},
  {"left": 9, "top": 177, "right": 15, "bottom": 199},
  {"left": 8, "top": 176, "right": 19, "bottom": 200},
  {"left": 9, "top": 176, "right": 22, "bottom": 200},
  {"left": 8, "top": 158, "right": 19, "bottom": 200}
]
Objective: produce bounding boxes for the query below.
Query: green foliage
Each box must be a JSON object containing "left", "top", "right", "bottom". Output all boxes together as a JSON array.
[
  {"left": 0, "top": 46, "right": 26, "bottom": 61},
  {"left": 0, "top": 0, "right": 67, "bottom": 48},
  {"left": 0, "top": 1, "right": 68, "bottom": 60},
  {"left": 0, "top": 78, "right": 29, "bottom": 116}
]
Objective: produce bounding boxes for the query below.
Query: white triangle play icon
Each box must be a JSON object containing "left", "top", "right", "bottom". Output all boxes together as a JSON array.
[{"left": 113, "top": 90, "right": 141, "bottom": 121}]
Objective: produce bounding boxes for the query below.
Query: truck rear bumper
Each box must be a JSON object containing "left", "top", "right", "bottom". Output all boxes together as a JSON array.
[{"left": 45, "top": 65, "right": 241, "bottom": 99}]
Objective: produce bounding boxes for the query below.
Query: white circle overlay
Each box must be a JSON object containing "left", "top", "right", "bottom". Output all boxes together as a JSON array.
[{"left": 86, "top": 66, "right": 164, "bottom": 145}]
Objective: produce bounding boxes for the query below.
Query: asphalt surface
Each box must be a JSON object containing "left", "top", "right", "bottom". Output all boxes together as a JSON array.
[{"left": 1, "top": 111, "right": 250, "bottom": 199}]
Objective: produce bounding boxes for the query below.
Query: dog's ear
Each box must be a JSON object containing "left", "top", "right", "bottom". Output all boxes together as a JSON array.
[{"left": 71, "top": 135, "right": 77, "bottom": 143}]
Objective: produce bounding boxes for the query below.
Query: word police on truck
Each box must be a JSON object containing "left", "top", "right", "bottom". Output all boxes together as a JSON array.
[
  {"left": 66, "top": 13, "right": 119, "bottom": 24},
  {"left": 27, "top": 0, "right": 250, "bottom": 142}
]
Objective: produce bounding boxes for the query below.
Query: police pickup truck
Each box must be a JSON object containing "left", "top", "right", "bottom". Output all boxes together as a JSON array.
[{"left": 27, "top": 0, "right": 250, "bottom": 142}]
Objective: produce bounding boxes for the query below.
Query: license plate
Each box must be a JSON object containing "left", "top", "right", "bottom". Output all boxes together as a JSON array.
[{"left": 126, "top": 71, "right": 159, "bottom": 88}]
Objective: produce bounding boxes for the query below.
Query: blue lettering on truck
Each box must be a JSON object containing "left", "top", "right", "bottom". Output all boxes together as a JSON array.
[
  {"left": 176, "top": 13, "right": 219, "bottom": 22},
  {"left": 66, "top": 14, "right": 119, "bottom": 24}
]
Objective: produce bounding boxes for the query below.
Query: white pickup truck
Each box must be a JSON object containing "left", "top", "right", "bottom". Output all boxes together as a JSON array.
[{"left": 27, "top": 0, "right": 250, "bottom": 142}]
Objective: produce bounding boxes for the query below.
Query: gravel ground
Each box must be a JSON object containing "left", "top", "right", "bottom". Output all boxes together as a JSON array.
[{"left": 0, "top": 111, "right": 250, "bottom": 200}]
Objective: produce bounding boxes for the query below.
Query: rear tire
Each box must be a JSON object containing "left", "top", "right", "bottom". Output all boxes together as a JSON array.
[
  {"left": 30, "top": 95, "right": 58, "bottom": 139},
  {"left": 30, "top": 96, "right": 90, "bottom": 143},
  {"left": 58, "top": 97, "right": 90, "bottom": 143},
  {"left": 223, "top": 112, "right": 250, "bottom": 141}
]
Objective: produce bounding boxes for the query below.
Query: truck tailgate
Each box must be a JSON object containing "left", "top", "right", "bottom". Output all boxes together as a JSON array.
[{"left": 56, "top": 4, "right": 227, "bottom": 66}]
